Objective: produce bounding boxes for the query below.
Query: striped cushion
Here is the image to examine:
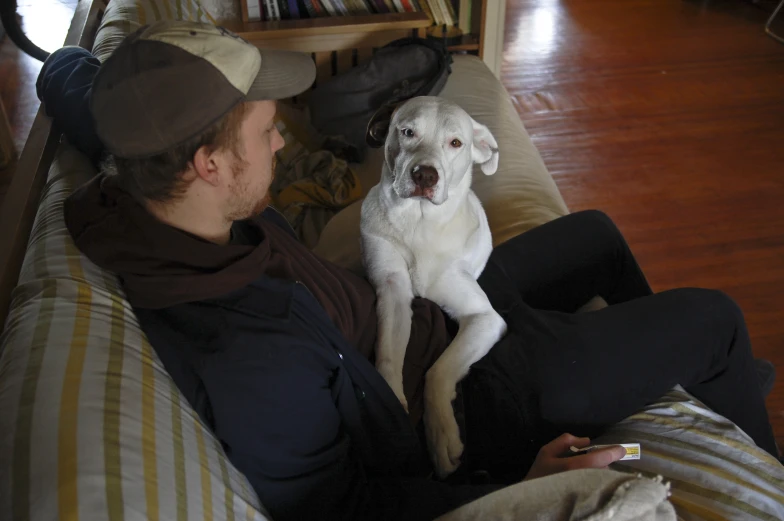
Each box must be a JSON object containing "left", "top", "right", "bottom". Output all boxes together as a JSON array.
[
  {"left": 599, "top": 386, "right": 784, "bottom": 520},
  {"left": 0, "top": 145, "right": 269, "bottom": 521}
]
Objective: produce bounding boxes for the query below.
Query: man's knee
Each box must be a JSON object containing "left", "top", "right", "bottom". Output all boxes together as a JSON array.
[
  {"left": 569, "top": 210, "right": 623, "bottom": 242},
  {"left": 670, "top": 288, "right": 746, "bottom": 333}
]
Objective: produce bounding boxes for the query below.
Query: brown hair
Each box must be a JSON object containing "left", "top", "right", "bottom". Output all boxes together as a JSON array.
[{"left": 106, "top": 101, "right": 250, "bottom": 204}]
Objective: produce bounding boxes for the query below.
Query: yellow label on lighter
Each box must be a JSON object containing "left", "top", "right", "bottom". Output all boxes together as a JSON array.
[{"left": 570, "top": 443, "right": 641, "bottom": 460}]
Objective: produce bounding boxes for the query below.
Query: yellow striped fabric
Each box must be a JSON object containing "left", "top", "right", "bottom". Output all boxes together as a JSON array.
[
  {"left": 597, "top": 386, "right": 784, "bottom": 520},
  {"left": 0, "top": 145, "right": 267, "bottom": 521}
]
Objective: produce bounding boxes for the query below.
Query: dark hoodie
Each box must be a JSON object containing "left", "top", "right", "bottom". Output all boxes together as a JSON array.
[{"left": 62, "top": 171, "right": 497, "bottom": 521}]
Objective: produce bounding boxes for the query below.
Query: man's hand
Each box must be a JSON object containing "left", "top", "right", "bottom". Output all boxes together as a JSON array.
[{"left": 524, "top": 433, "right": 627, "bottom": 481}]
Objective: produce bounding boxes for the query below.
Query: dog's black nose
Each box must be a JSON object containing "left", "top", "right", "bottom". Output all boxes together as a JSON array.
[{"left": 411, "top": 165, "right": 438, "bottom": 189}]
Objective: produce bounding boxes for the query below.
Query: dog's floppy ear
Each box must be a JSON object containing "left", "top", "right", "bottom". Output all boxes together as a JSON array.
[
  {"left": 471, "top": 118, "right": 499, "bottom": 175},
  {"left": 366, "top": 103, "right": 401, "bottom": 148}
]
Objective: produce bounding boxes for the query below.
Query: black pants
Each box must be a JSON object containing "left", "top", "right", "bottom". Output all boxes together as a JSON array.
[{"left": 463, "top": 210, "right": 777, "bottom": 483}]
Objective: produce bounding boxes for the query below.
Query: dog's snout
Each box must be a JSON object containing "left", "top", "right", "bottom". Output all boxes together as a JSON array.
[{"left": 411, "top": 165, "right": 438, "bottom": 189}]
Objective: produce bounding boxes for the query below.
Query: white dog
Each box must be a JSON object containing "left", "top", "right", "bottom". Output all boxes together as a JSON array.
[{"left": 360, "top": 96, "right": 508, "bottom": 478}]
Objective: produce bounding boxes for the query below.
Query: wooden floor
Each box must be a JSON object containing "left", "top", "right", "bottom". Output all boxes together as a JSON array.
[
  {"left": 1, "top": 0, "right": 784, "bottom": 446},
  {"left": 0, "top": 0, "right": 76, "bottom": 203},
  {"left": 502, "top": 0, "right": 784, "bottom": 448}
]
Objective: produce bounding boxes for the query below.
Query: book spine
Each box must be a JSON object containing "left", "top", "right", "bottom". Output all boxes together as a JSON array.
[
  {"left": 288, "top": 0, "right": 300, "bottom": 18},
  {"left": 310, "top": 0, "right": 326, "bottom": 16},
  {"left": 444, "top": 0, "right": 457, "bottom": 25},
  {"left": 245, "top": 0, "right": 262, "bottom": 21},
  {"left": 400, "top": 0, "right": 414, "bottom": 12},
  {"left": 429, "top": 0, "right": 444, "bottom": 25},
  {"left": 457, "top": 0, "right": 471, "bottom": 33},
  {"left": 436, "top": 0, "right": 452, "bottom": 25},
  {"left": 418, "top": 0, "right": 434, "bottom": 23},
  {"left": 266, "top": 0, "right": 280, "bottom": 20},
  {"left": 320, "top": 0, "right": 339, "bottom": 16}
]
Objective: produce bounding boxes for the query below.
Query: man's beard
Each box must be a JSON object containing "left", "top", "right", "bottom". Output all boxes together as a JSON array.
[{"left": 226, "top": 157, "right": 276, "bottom": 221}]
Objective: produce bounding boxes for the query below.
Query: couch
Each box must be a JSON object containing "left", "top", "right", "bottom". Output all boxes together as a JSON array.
[{"left": 1, "top": 0, "right": 783, "bottom": 520}]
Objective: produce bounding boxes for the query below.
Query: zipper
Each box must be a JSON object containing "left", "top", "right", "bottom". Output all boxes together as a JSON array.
[
  {"left": 293, "top": 280, "right": 344, "bottom": 362},
  {"left": 293, "top": 280, "right": 364, "bottom": 400},
  {"left": 266, "top": 205, "right": 298, "bottom": 236}
]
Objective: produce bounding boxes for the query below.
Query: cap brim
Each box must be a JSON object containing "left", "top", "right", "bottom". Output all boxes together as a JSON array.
[{"left": 246, "top": 49, "right": 316, "bottom": 101}]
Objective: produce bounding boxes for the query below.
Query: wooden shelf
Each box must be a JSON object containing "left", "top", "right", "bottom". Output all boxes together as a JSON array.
[
  {"left": 226, "top": 12, "right": 431, "bottom": 40},
  {"left": 446, "top": 34, "right": 480, "bottom": 52}
]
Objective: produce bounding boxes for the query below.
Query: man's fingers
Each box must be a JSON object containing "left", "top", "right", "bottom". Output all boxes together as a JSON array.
[
  {"left": 567, "top": 446, "right": 627, "bottom": 470},
  {"left": 544, "top": 433, "right": 588, "bottom": 455}
]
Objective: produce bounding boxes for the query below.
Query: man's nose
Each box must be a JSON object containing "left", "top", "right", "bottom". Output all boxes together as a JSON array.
[
  {"left": 272, "top": 128, "right": 285, "bottom": 153},
  {"left": 411, "top": 165, "right": 438, "bottom": 188}
]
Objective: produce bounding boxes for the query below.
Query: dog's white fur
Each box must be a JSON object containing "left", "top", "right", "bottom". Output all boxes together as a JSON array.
[{"left": 360, "top": 96, "right": 508, "bottom": 478}]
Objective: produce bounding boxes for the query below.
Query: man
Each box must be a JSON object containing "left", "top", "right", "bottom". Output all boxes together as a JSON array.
[{"left": 40, "top": 20, "right": 777, "bottom": 521}]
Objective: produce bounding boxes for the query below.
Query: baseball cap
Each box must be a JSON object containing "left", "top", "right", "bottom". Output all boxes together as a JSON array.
[{"left": 91, "top": 20, "right": 316, "bottom": 158}]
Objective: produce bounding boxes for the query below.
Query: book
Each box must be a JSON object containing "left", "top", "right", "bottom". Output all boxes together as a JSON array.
[
  {"left": 457, "top": 0, "right": 471, "bottom": 33},
  {"left": 265, "top": 0, "right": 281, "bottom": 20},
  {"left": 400, "top": 0, "right": 414, "bottom": 12},
  {"left": 244, "top": 0, "right": 262, "bottom": 21},
  {"left": 435, "top": 0, "right": 453, "bottom": 25},
  {"left": 287, "top": 0, "right": 301, "bottom": 18},
  {"left": 418, "top": 0, "right": 435, "bottom": 24},
  {"left": 320, "top": 0, "right": 339, "bottom": 15},
  {"left": 277, "top": 0, "right": 291, "bottom": 19},
  {"left": 332, "top": 0, "right": 350, "bottom": 15},
  {"left": 309, "top": 0, "right": 326, "bottom": 16},
  {"left": 426, "top": 0, "right": 444, "bottom": 25},
  {"left": 371, "top": 0, "right": 390, "bottom": 13},
  {"left": 443, "top": 0, "right": 457, "bottom": 25}
]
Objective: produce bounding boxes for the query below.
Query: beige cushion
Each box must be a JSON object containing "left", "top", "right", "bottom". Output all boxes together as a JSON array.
[{"left": 313, "top": 54, "right": 570, "bottom": 273}]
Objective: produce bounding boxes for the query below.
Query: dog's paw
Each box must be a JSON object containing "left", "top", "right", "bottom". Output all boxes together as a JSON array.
[
  {"left": 424, "top": 391, "right": 464, "bottom": 479},
  {"left": 376, "top": 359, "right": 409, "bottom": 413}
]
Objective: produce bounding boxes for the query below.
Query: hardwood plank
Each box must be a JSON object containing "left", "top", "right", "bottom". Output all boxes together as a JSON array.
[{"left": 502, "top": 0, "right": 784, "bottom": 450}]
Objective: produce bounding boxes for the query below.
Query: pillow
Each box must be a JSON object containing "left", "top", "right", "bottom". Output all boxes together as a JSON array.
[{"left": 597, "top": 386, "right": 784, "bottom": 520}]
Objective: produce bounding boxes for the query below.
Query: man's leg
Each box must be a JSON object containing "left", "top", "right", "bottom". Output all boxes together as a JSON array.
[
  {"left": 464, "top": 211, "right": 777, "bottom": 481},
  {"left": 485, "top": 210, "right": 652, "bottom": 312},
  {"left": 464, "top": 289, "right": 777, "bottom": 482}
]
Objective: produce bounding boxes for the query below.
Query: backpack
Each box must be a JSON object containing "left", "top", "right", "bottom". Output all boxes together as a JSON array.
[{"left": 306, "top": 37, "right": 453, "bottom": 160}]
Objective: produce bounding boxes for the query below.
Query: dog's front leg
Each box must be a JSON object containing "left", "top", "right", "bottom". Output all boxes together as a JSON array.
[
  {"left": 424, "top": 268, "right": 508, "bottom": 478},
  {"left": 364, "top": 236, "right": 415, "bottom": 412}
]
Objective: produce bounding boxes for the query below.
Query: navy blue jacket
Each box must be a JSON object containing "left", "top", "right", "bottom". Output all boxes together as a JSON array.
[{"left": 42, "top": 47, "right": 499, "bottom": 520}]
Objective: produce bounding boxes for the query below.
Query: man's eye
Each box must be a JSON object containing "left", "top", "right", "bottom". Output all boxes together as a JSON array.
[{"left": 401, "top": 128, "right": 414, "bottom": 138}]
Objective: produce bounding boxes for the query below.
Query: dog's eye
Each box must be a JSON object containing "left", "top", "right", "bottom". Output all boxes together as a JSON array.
[
  {"left": 450, "top": 138, "right": 463, "bottom": 148},
  {"left": 401, "top": 128, "right": 414, "bottom": 138}
]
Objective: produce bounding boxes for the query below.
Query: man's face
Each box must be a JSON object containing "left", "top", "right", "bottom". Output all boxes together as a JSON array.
[{"left": 223, "top": 100, "right": 284, "bottom": 221}]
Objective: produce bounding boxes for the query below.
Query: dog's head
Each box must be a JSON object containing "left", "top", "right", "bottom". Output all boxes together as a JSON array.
[{"left": 369, "top": 96, "right": 499, "bottom": 205}]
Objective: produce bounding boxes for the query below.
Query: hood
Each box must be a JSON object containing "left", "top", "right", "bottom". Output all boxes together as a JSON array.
[{"left": 63, "top": 173, "right": 273, "bottom": 309}]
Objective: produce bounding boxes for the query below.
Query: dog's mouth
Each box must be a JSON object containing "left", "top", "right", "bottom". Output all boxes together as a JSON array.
[{"left": 409, "top": 185, "right": 435, "bottom": 200}]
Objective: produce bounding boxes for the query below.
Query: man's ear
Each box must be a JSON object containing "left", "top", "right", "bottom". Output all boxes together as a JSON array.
[
  {"left": 366, "top": 102, "right": 401, "bottom": 148},
  {"left": 192, "top": 145, "right": 221, "bottom": 186},
  {"left": 470, "top": 118, "right": 499, "bottom": 175}
]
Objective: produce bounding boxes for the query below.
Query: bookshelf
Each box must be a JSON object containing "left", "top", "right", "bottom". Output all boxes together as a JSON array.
[{"left": 233, "top": 0, "right": 506, "bottom": 77}]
